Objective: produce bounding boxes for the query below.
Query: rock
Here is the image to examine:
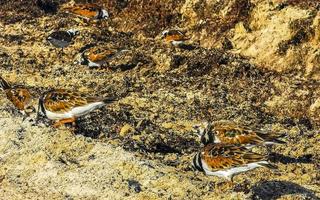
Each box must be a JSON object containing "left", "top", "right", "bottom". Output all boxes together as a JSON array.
[
  {"left": 119, "top": 124, "right": 135, "bottom": 137},
  {"left": 127, "top": 179, "right": 142, "bottom": 193}
]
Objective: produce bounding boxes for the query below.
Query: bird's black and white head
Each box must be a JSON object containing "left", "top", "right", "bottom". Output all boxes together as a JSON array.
[
  {"left": 193, "top": 122, "right": 215, "bottom": 145},
  {"left": 99, "top": 9, "right": 109, "bottom": 19},
  {"left": 67, "top": 29, "right": 80, "bottom": 37},
  {"left": 77, "top": 52, "right": 89, "bottom": 65},
  {"left": 201, "top": 123, "right": 215, "bottom": 145},
  {"left": 46, "top": 35, "right": 53, "bottom": 42},
  {"left": 161, "top": 30, "right": 169, "bottom": 39}
]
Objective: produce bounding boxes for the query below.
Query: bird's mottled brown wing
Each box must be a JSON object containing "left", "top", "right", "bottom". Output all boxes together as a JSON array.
[
  {"left": 63, "top": 4, "right": 100, "bottom": 18},
  {"left": 165, "top": 34, "right": 188, "bottom": 42},
  {"left": 87, "top": 49, "right": 117, "bottom": 62},
  {"left": 214, "top": 124, "right": 264, "bottom": 145},
  {"left": 77, "top": 3, "right": 101, "bottom": 11},
  {"left": 44, "top": 89, "right": 101, "bottom": 113},
  {"left": 202, "top": 143, "right": 266, "bottom": 170},
  {"left": 167, "top": 30, "right": 184, "bottom": 36},
  {"left": 214, "top": 123, "right": 285, "bottom": 145},
  {"left": 6, "top": 88, "right": 32, "bottom": 110}
]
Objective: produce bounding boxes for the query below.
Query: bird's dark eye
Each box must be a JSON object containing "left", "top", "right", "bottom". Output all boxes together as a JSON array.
[
  {"left": 51, "top": 93, "right": 59, "bottom": 101},
  {"left": 51, "top": 96, "right": 56, "bottom": 100},
  {"left": 57, "top": 94, "right": 67, "bottom": 100},
  {"left": 18, "top": 95, "right": 25, "bottom": 101}
]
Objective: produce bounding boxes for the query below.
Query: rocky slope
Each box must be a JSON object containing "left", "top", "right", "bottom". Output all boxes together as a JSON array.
[{"left": 0, "top": 0, "right": 319, "bottom": 199}]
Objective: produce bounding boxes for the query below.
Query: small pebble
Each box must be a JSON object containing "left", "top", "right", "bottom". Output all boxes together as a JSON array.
[{"left": 127, "top": 179, "right": 142, "bottom": 193}]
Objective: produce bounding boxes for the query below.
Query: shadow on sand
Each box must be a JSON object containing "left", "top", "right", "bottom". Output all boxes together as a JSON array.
[
  {"left": 269, "top": 152, "right": 313, "bottom": 164},
  {"left": 251, "top": 180, "right": 318, "bottom": 200},
  {"left": 179, "top": 44, "right": 197, "bottom": 50}
]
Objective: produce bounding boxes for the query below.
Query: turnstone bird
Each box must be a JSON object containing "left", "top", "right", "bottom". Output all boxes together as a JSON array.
[
  {"left": 47, "top": 29, "right": 79, "bottom": 50},
  {"left": 62, "top": 4, "right": 109, "bottom": 20},
  {"left": 195, "top": 121, "right": 286, "bottom": 147},
  {"left": 0, "top": 76, "right": 34, "bottom": 114},
  {"left": 77, "top": 46, "right": 129, "bottom": 68},
  {"left": 161, "top": 29, "right": 190, "bottom": 46},
  {"left": 37, "top": 89, "right": 116, "bottom": 127},
  {"left": 192, "top": 143, "right": 276, "bottom": 180}
]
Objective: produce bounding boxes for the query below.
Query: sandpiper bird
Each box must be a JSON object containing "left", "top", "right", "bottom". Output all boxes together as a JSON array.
[
  {"left": 194, "top": 121, "right": 286, "bottom": 147},
  {"left": 161, "top": 29, "right": 190, "bottom": 46},
  {"left": 47, "top": 29, "right": 79, "bottom": 51},
  {"left": 37, "top": 89, "right": 116, "bottom": 127},
  {"left": 0, "top": 76, "right": 34, "bottom": 114},
  {"left": 62, "top": 3, "right": 109, "bottom": 20},
  {"left": 77, "top": 46, "right": 129, "bottom": 68},
  {"left": 192, "top": 143, "right": 277, "bottom": 181}
]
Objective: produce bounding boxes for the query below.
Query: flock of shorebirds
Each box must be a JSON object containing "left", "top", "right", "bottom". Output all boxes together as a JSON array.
[{"left": 0, "top": 3, "right": 287, "bottom": 182}]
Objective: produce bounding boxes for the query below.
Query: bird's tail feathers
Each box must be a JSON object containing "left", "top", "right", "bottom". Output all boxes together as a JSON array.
[
  {"left": 103, "top": 96, "right": 118, "bottom": 104},
  {"left": 258, "top": 162, "right": 278, "bottom": 170}
]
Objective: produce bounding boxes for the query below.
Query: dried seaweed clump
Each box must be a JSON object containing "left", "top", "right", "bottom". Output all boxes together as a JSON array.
[
  {"left": 277, "top": 17, "right": 315, "bottom": 55},
  {"left": 191, "top": 0, "right": 252, "bottom": 40},
  {"left": 111, "top": 0, "right": 185, "bottom": 37},
  {"left": 0, "top": 0, "right": 66, "bottom": 24},
  {"left": 279, "top": 0, "right": 320, "bottom": 10}
]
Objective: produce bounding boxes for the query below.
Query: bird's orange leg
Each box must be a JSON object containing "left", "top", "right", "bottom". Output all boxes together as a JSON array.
[
  {"left": 53, "top": 117, "right": 76, "bottom": 128},
  {"left": 216, "top": 176, "right": 235, "bottom": 191}
]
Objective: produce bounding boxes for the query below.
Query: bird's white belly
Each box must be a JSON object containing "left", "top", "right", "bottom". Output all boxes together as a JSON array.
[
  {"left": 88, "top": 59, "right": 105, "bottom": 67},
  {"left": 172, "top": 40, "right": 184, "bottom": 46},
  {"left": 45, "top": 102, "right": 104, "bottom": 120},
  {"left": 45, "top": 109, "right": 73, "bottom": 120},
  {"left": 71, "top": 102, "right": 104, "bottom": 116},
  {"left": 203, "top": 160, "right": 267, "bottom": 179}
]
